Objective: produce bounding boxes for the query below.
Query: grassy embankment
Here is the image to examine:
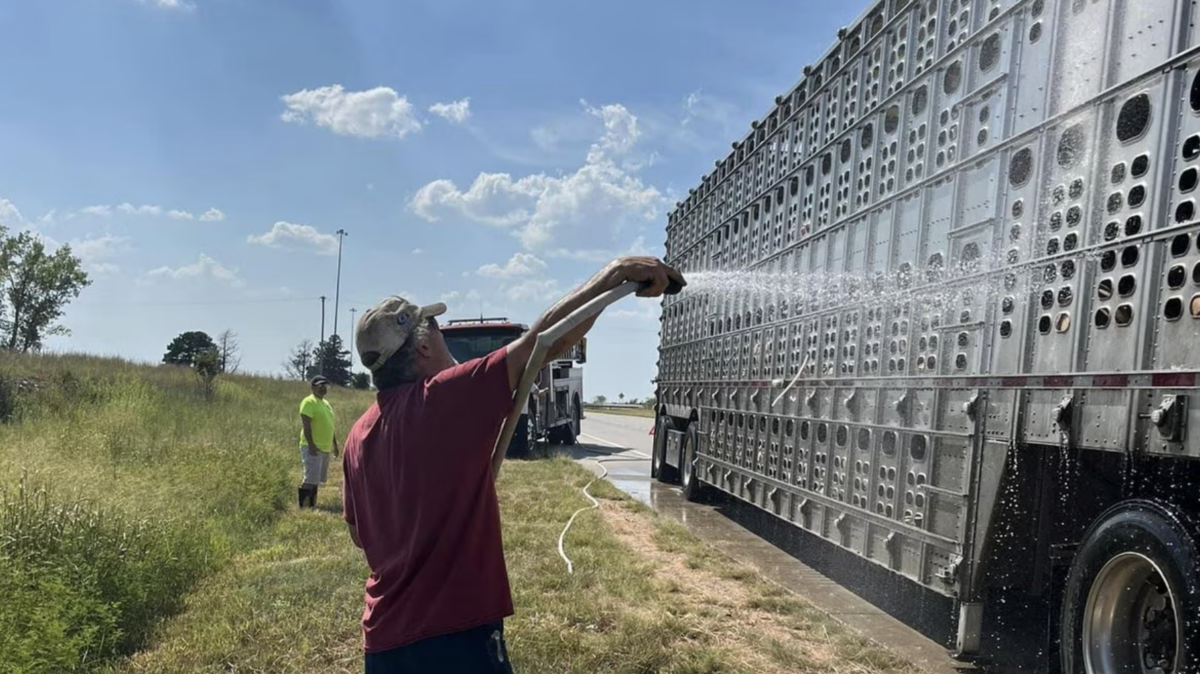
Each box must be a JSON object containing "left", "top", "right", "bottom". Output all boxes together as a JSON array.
[
  {"left": 1, "top": 353, "right": 922, "bottom": 674},
  {"left": 583, "top": 403, "right": 655, "bottom": 419}
]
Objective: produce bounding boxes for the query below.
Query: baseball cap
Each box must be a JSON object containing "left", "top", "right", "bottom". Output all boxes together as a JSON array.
[
  {"left": 356, "top": 296, "right": 447, "bottom": 371},
  {"left": 310, "top": 375, "right": 329, "bottom": 386}
]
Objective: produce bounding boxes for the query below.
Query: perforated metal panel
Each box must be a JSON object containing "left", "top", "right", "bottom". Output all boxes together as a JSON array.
[{"left": 656, "top": 0, "right": 1200, "bottom": 598}]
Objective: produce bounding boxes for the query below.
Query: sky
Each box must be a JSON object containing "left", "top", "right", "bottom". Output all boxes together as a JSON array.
[{"left": 0, "top": 0, "right": 865, "bottom": 401}]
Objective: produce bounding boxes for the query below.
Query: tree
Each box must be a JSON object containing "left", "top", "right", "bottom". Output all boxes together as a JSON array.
[
  {"left": 163, "top": 331, "right": 217, "bottom": 367},
  {"left": 284, "top": 339, "right": 314, "bottom": 380},
  {"left": 193, "top": 347, "right": 221, "bottom": 401},
  {"left": 592, "top": 394, "right": 607, "bottom": 405},
  {"left": 350, "top": 372, "right": 371, "bottom": 390},
  {"left": 216, "top": 329, "right": 241, "bottom": 373},
  {"left": 312, "top": 335, "right": 352, "bottom": 387},
  {"left": 0, "top": 231, "right": 91, "bottom": 352},
  {"left": 618, "top": 393, "right": 625, "bottom": 402}
]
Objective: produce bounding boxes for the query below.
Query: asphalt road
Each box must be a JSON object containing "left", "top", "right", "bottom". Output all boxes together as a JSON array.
[{"left": 571, "top": 412, "right": 970, "bottom": 674}]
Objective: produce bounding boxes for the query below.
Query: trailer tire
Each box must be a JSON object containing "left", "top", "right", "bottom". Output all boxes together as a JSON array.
[
  {"left": 1061, "top": 499, "right": 1200, "bottom": 674},
  {"left": 680, "top": 423, "right": 708, "bottom": 502},
  {"left": 652, "top": 415, "right": 677, "bottom": 483},
  {"left": 572, "top": 398, "right": 581, "bottom": 439},
  {"left": 505, "top": 413, "right": 532, "bottom": 458}
]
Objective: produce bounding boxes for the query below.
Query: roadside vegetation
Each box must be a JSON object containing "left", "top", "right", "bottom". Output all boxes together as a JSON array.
[{"left": 0, "top": 353, "right": 920, "bottom": 674}]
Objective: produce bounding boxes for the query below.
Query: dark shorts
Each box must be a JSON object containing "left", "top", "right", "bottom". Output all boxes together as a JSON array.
[{"left": 364, "top": 621, "right": 513, "bottom": 674}]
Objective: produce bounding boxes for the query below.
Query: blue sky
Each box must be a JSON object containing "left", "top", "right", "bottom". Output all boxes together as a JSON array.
[{"left": 0, "top": 0, "right": 864, "bottom": 401}]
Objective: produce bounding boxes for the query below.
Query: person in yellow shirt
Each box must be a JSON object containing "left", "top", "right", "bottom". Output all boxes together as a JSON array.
[{"left": 298, "top": 375, "right": 338, "bottom": 508}]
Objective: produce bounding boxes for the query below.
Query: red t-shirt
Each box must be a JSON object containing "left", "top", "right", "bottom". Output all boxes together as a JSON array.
[{"left": 341, "top": 347, "right": 515, "bottom": 653}]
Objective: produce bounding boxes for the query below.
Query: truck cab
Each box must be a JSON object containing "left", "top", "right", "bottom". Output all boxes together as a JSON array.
[{"left": 440, "top": 317, "right": 586, "bottom": 456}]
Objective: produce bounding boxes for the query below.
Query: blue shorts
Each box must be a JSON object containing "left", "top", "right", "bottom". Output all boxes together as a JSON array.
[{"left": 364, "top": 621, "right": 513, "bottom": 674}]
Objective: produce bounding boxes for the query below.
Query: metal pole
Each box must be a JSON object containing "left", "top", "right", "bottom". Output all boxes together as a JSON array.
[
  {"left": 333, "top": 229, "right": 348, "bottom": 340},
  {"left": 320, "top": 295, "right": 327, "bottom": 344}
]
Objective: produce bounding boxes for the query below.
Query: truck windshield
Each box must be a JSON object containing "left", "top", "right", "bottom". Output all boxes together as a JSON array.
[{"left": 441, "top": 327, "right": 525, "bottom": 363}]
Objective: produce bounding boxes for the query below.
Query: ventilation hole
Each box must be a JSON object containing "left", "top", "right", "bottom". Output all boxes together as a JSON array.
[
  {"left": 910, "top": 436, "right": 927, "bottom": 461},
  {"left": 956, "top": 332, "right": 969, "bottom": 348},
  {"left": 857, "top": 429, "right": 871, "bottom": 451},
  {"left": 1058, "top": 287, "right": 1074, "bottom": 306},
  {"left": 1112, "top": 163, "right": 1127, "bottom": 184},
  {"left": 1186, "top": 136, "right": 1200, "bottom": 162},
  {"left": 1030, "top": 21, "right": 1043, "bottom": 42},
  {"left": 1000, "top": 320, "right": 1012, "bottom": 337},
  {"left": 1116, "top": 94, "right": 1152, "bottom": 143},
  {"left": 1115, "top": 304, "right": 1134, "bottom": 326},
  {"left": 1192, "top": 69, "right": 1200, "bottom": 112},
  {"left": 1105, "top": 222, "right": 1121, "bottom": 241},
  {"left": 1129, "top": 186, "right": 1146, "bottom": 208},
  {"left": 1009, "top": 148, "right": 1033, "bottom": 186},
  {"left": 1132, "top": 154, "right": 1150, "bottom": 178},
  {"left": 1010, "top": 224, "right": 1022, "bottom": 241},
  {"left": 912, "top": 85, "right": 929, "bottom": 115},
  {"left": 1044, "top": 264, "right": 1058, "bottom": 283},
  {"left": 1058, "top": 125, "right": 1085, "bottom": 168},
  {"left": 1062, "top": 260, "right": 1077, "bottom": 279},
  {"left": 1067, "top": 206, "right": 1082, "bottom": 227},
  {"left": 1095, "top": 308, "right": 1111, "bottom": 328},
  {"left": 980, "top": 34, "right": 1001, "bottom": 71},
  {"left": 1033, "top": 0, "right": 1045, "bottom": 15},
  {"left": 1178, "top": 201, "right": 1196, "bottom": 223},
  {"left": 1041, "top": 291, "right": 1055, "bottom": 309},
  {"left": 1108, "top": 193, "right": 1124, "bottom": 214},
  {"left": 1193, "top": 295, "right": 1200, "bottom": 319},
  {"left": 836, "top": 426, "right": 848, "bottom": 447},
  {"left": 1002, "top": 297, "right": 1015, "bottom": 313},
  {"left": 1047, "top": 238, "right": 1060, "bottom": 256},
  {"left": 1038, "top": 315, "right": 1052, "bottom": 334},
  {"left": 882, "top": 431, "right": 897, "bottom": 455},
  {"left": 822, "top": 153, "right": 833, "bottom": 175},
  {"left": 1122, "top": 247, "right": 1140, "bottom": 267},
  {"left": 1050, "top": 211, "right": 1064, "bottom": 231},
  {"left": 1070, "top": 179, "right": 1085, "bottom": 200},
  {"left": 1098, "top": 278, "right": 1114, "bottom": 300},
  {"left": 1055, "top": 313, "right": 1071, "bottom": 333},
  {"left": 1053, "top": 185, "right": 1067, "bottom": 205},
  {"left": 944, "top": 61, "right": 963, "bottom": 95},
  {"left": 801, "top": 421, "right": 810, "bottom": 440},
  {"left": 1012, "top": 200, "right": 1024, "bottom": 218},
  {"left": 1118, "top": 274, "right": 1137, "bottom": 296},
  {"left": 1165, "top": 297, "right": 1183, "bottom": 320},
  {"left": 1169, "top": 265, "right": 1187, "bottom": 289},
  {"left": 862, "top": 123, "right": 875, "bottom": 149},
  {"left": 1173, "top": 234, "right": 1191, "bottom": 257},
  {"left": 1126, "top": 215, "right": 1143, "bottom": 236}
]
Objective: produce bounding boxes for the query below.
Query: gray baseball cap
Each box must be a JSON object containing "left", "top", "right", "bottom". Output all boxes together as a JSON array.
[{"left": 355, "top": 296, "right": 447, "bottom": 371}]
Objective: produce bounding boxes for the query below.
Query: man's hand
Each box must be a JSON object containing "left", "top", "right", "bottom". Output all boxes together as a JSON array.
[
  {"left": 608, "top": 256, "right": 687, "bottom": 298},
  {"left": 332, "top": 438, "right": 340, "bottom": 459},
  {"left": 309, "top": 446, "right": 319, "bottom": 457}
]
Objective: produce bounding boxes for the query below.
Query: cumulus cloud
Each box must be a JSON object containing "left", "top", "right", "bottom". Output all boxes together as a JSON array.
[
  {"left": 410, "top": 101, "right": 664, "bottom": 250},
  {"left": 429, "top": 98, "right": 471, "bottom": 124},
  {"left": 68, "top": 234, "right": 127, "bottom": 275},
  {"left": 147, "top": 254, "right": 241, "bottom": 286},
  {"left": 280, "top": 84, "right": 422, "bottom": 140},
  {"left": 476, "top": 252, "right": 546, "bottom": 279},
  {"left": 70, "top": 203, "right": 224, "bottom": 222},
  {"left": 247, "top": 221, "right": 338, "bottom": 255},
  {"left": 0, "top": 199, "right": 22, "bottom": 226},
  {"left": 137, "top": 0, "right": 193, "bottom": 9}
]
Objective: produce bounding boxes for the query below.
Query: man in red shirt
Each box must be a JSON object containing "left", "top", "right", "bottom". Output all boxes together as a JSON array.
[{"left": 341, "top": 256, "right": 684, "bottom": 673}]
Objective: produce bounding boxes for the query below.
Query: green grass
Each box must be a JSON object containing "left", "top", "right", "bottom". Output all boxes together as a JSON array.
[
  {"left": 0, "top": 352, "right": 921, "bottom": 674},
  {"left": 584, "top": 405, "right": 655, "bottom": 419},
  {"left": 0, "top": 351, "right": 375, "bottom": 673}
]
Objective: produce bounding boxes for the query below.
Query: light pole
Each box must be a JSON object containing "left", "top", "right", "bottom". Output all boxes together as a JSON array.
[
  {"left": 332, "top": 228, "right": 348, "bottom": 341},
  {"left": 319, "top": 295, "right": 327, "bottom": 343}
]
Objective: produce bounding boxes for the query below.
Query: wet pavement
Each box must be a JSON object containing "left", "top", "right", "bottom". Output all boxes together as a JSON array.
[{"left": 569, "top": 412, "right": 975, "bottom": 674}]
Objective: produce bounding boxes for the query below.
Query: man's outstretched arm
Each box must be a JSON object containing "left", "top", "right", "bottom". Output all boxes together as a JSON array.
[{"left": 494, "top": 256, "right": 684, "bottom": 476}]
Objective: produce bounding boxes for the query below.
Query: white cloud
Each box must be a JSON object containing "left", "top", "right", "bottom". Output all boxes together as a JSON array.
[
  {"left": 199, "top": 208, "right": 225, "bottom": 222},
  {"left": 280, "top": 84, "right": 422, "bottom": 140},
  {"left": 68, "top": 234, "right": 127, "bottom": 275},
  {"left": 410, "top": 101, "right": 664, "bottom": 251},
  {"left": 0, "top": 199, "right": 22, "bottom": 226},
  {"left": 147, "top": 254, "right": 241, "bottom": 286},
  {"left": 504, "top": 278, "right": 561, "bottom": 302},
  {"left": 429, "top": 98, "right": 471, "bottom": 124},
  {"left": 138, "top": 0, "right": 193, "bottom": 9},
  {"left": 70, "top": 203, "right": 224, "bottom": 222},
  {"left": 412, "top": 248, "right": 424, "bottom": 255},
  {"left": 247, "top": 221, "right": 338, "bottom": 255},
  {"left": 476, "top": 252, "right": 546, "bottom": 279}
]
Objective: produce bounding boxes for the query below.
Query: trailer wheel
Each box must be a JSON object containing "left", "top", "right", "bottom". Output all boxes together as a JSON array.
[
  {"left": 1061, "top": 500, "right": 1200, "bottom": 674},
  {"left": 505, "top": 413, "right": 532, "bottom": 458},
  {"left": 572, "top": 398, "right": 581, "bottom": 439},
  {"left": 652, "top": 415, "right": 677, "bottom": 483},
  {"left": 680, "top": 423, "right": 708, "bottom": 502}
]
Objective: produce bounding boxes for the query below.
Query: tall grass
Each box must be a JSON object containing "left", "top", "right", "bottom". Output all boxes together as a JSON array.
[{"left": 0, "top": 351, "right": 376, "bottom": 672}]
